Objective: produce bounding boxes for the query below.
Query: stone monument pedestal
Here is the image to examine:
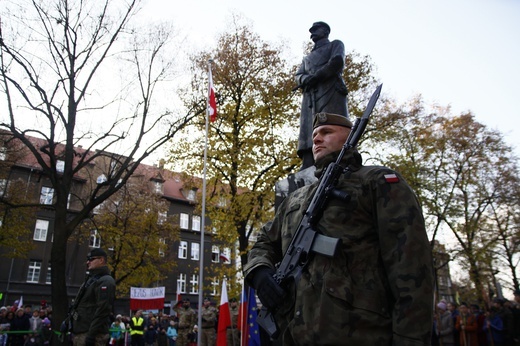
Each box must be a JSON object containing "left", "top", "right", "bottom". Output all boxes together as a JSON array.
[{"left": 275, "top": 166, "right": 317, "bottom": 209}]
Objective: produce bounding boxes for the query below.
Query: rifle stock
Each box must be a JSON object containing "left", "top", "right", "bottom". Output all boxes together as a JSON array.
[{"left": 256, "top": 84, "right": 382, "bottom": 338}]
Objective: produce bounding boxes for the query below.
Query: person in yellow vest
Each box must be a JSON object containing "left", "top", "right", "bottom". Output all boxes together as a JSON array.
[{"left": 129, "top": 310, "right": 145, "bottom": 346}]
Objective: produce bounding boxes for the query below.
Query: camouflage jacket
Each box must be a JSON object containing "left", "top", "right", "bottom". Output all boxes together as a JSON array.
[
  {"left": 201, "top": 305, "right": 217, "bottom": 329},
  {"left": 244, "top": 150, "right": 434, "bottom": 345},
  {"left": 176, "top": 307, "right": 196, "bottom": 330}
]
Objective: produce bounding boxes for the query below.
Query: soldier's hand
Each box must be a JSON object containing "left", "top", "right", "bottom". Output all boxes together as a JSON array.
[{"left": 250, "top": 266, "right": 285, "bottom": 310}]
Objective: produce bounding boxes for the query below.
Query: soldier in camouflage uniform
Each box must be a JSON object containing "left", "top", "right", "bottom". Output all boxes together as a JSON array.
[
  {"left": 243, "top": 113, "right": 434, "bottom": 345},
  {"left": 200, "top": 298, "right": 217, "bottom": 346},
  {"left": 226, "top": 298, "right": 240, "bottom": 346},
  {"left": 174, "top": 299, "right": 196, "bottom": 346}
]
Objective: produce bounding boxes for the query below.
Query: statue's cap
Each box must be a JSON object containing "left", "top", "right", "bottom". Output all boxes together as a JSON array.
[
  {"left": 309, "top": 21, "right": 331, "bottom": 33},
  {"left": 313, "top": 113, "right": 353, "bottom": 130}
]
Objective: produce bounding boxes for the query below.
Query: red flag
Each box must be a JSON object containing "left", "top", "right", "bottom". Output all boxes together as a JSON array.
[
  {"left": 208, "top": 65, "right": 217, "bottom": 122},
  {"left": 240, "top": 286, "right": 248, "bottom": 346},
  {"left": 216, "top": 279, "right": 230, "bottom": 346}
]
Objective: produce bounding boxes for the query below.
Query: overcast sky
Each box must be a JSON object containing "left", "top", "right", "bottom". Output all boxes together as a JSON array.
[{"left": 140, "top": 0, "right": 520, "bottom": 152}]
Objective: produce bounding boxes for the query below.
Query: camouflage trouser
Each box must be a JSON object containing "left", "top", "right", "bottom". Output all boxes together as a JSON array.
[
  {"left": 226, "top": 328, "right": 240, "bottom": 346},
  {"left": 200, "top": 327, "right": 215, "bottom": 346},
  {"left": 73, "top": 333, "right": 109, "bottom": 346},
  {"left": 175, "top": 329, "right": 190, "bottom": 346}
]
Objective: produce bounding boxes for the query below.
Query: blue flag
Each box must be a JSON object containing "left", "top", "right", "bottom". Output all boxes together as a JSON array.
[{"left": 246, "top": 287, "right": 261, "bottom": 346}]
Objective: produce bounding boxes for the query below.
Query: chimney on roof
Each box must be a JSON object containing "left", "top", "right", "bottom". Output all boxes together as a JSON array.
[{"left": 159, "top": 159, "right": 165, "bottom": 169}]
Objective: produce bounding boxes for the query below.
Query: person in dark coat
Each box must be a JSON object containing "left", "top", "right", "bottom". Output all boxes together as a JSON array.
[
  {"left": 71, "top": 248, "right": 116, "bottom": 346},
  {"left": 9, "top": 309, "right": 30, "bottom": 346}
]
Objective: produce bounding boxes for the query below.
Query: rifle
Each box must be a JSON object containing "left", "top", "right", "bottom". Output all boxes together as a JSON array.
[{"left": 256, "top": 84, "right": 383, "bottom": 338}]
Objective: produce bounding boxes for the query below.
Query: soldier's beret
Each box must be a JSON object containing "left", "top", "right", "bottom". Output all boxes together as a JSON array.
[
  {"left": 87, "top": 248, "right": 107, "bottom": 258},
  {"left": 309, "top": 21, "right": 331, "bottom": 33},
  {"left": 313, "top": 113, "right": 353, "bottom": 130}
]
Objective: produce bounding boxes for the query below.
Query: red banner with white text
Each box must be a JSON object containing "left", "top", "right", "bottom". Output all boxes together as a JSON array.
[{"left": 130, "top": 287, "right": 165, "bottom": 310}]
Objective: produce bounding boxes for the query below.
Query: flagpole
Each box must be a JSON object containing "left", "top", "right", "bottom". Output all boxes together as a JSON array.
[{"left": 197, "top": 59, "right": 213, "bottom": 346}]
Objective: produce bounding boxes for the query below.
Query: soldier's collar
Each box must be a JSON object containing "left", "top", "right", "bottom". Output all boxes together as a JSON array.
[{"left": 314, "top": 149, "right": 362, "bottom": 178}]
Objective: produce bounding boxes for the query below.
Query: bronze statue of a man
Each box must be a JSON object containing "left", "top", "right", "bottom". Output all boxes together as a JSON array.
[{"left": 295, "top": 21, "right": 349, "bottom": 170}]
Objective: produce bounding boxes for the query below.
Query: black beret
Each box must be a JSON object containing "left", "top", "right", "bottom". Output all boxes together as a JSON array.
[
  {"left": 87, "top": 248, "right": 107, "bottom": 258},
  {"left": 313, "top": 113, "right": 353, "bottom": 130}
]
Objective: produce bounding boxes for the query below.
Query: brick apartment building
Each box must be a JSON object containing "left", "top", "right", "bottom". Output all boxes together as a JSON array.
[{"left": 0, "top": 132, "right": 232, "bottom": 314}]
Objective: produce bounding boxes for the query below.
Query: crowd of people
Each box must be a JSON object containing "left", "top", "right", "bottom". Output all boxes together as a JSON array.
[
  {"left": 0, "top": 304, "right": 192, "bottom": 346},
  {"left": 0, "top": 303, "right": 53, "bottom": 346},
  {"left": 109, "top": 310, "right": 183, "bottom": 346},
  {"left": 432, "top": 290, "right": 520, "bottom": 346},
  {"left": 0, "top": 290, "right": 238, "bottom": 346}
]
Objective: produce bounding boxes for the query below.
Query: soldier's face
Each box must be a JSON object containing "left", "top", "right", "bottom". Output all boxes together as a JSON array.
[
  {"left": 86, "top": 255, "right": 105, "bottom": 270},
  {"left": 312, "top": 125, "right": 350, "bottom": 161}
]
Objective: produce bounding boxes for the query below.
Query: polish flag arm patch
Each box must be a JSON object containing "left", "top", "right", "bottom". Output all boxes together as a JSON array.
[{"left": 384, "top": 173, "right": 399, "bottom": 183}]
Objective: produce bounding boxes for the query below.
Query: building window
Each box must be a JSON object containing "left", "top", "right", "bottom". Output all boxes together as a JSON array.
[
  {"left": 46, "top": 266, "right": 51, "bottom": 284},
  {"left": 93, "top": 202, "right": 103, "bottom": 214},
  {"left": 110, "top": 160, "right": 118, "bottom": 175},
  {"left": 211, "top": 278, "right": 219, "bottom": 296},
  {"left": 56, "top": 160, "right": 65, "bottom": 173},
  {"left": 180, "top": 213, "right": 189, "bottom": 229},
  {"left": 190, "top": 274, "right": 199, "bottom": 294},
  {"left": 159, "top": 238, "right": 166, "bottom": 257},
  {"left": 158, "top": 211, "right": 167, "bottom": 225},
  {"left": 153, "top": 181, "right": 163, "bottom": 194},
  {"left": 221, "top": 247, "right": 232, "bottom": 264},
  {"left": 191, "top": 242, "right": 199, "bottom": 260},
  {"left": 40, "top": 186, "right": 54, "bottom": 205},
  {"left": 27, "top": 261, "right": 42, "bottom": 283},
  {"left": 187, "top": 190, "right": 196, "bottom": 201},
  {"left": 192, "top": 215, "right": 201, "bottom": 232},
  {"left": 178, "top": 241, "right": 188, "bottom": 259},
  {"left": 89, "top": 230, "right": 101, "bottom": 248},
  {"left": 211, "top": 246, "right": 220, "bottom": 263},
  {"left": 0, "top": 179, "right": 7, "bottom": 196},
  {"left": 0, "top": 147, "right": 6, "bottom": 161},
  {"left": 177, "top": 274, "right": 186, "bottom": 294},
  {"left": 96, "top": 174, "right": 107, "bottom": 184},
  {"left": 33, "top": 219, "right": 49, "bottom": 242},
  {"left": 217, "top": 197, "right": 227, "bottom": 207}
]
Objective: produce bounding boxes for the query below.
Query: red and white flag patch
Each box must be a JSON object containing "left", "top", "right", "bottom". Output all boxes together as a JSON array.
[{"left": 384, "top": 173, "right": 399, "bottom": 183}]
